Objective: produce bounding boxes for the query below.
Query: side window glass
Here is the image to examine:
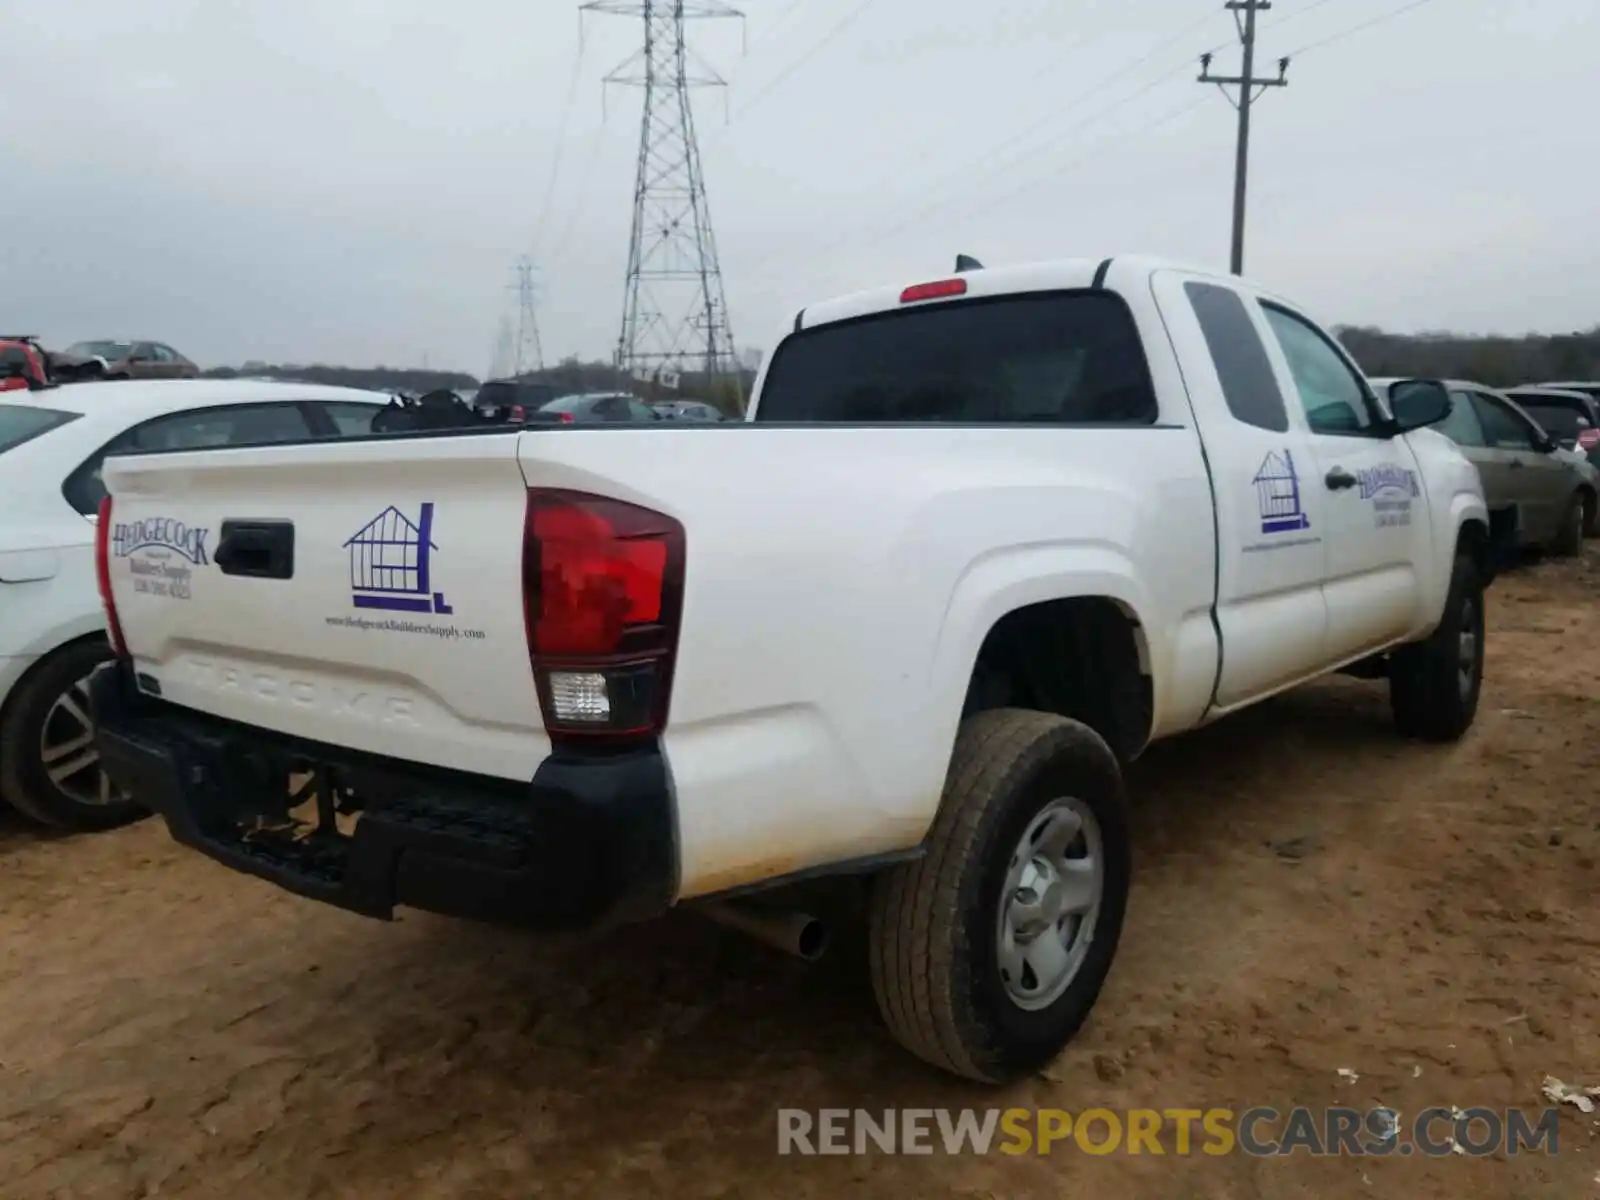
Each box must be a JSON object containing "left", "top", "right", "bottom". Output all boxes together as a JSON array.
[
  {"left": 1184, "top": 281, "right": 1289, "bottom": 432},
  {"left": 62, "top": 429, "right": 137, "bottom": 516},
  {"left": 1473, "top": 395, "right": 1534, "bottom": 449},
  {"left": 317, "top": 402, "right": 382, "bottom": 436},
  {"left": 64, "top": 405, "right": 314, "bottom": 515},
  {"left": 1435, "top": 390, "right": 1489, "bottom": 447},
  {"left": 1259, "top": 304, "right": 1377, "bottom": 436},
  {"left": 132, "top": 403, "right": 312, "bottom": 451},
  {"left": 151, "top": 345, "right": 177, "bottom": 363}
]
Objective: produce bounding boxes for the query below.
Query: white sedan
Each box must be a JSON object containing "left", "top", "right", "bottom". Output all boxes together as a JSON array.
[{"left": 0, "top": 378, "right": 392, "bottom": 832}]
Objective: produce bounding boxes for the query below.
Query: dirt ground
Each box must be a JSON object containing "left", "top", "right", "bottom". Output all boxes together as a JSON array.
[{"left": 3, "top": 554, "right": 1598, "bottom": 1200}]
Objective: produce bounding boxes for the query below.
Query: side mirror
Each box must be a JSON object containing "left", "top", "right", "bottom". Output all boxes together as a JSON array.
[{"left": 1387, "top": 379, "right": 1452, "bottom": 433}]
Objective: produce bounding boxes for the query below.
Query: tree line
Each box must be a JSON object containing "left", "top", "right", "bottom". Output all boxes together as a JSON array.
[{"left": 1333, "top": 325, "right": 1600, "bottom": 387}]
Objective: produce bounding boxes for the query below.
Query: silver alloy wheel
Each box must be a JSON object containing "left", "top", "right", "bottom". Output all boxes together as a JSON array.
[
  {"left": 1458, "top": 598, "right": 1479, "bottom": 703},
  {"left": 996, "top": 797, "right": 1104, "bottom": 1011},
  {"left": 39, "top": 675, "right": 123, "bottom": 807}
]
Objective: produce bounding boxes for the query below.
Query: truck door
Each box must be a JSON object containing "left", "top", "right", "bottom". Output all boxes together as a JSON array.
[
  {"left": 1151, "top": 271, "right": 1328, "bottom": 711},
  {"left": 1254, "top": 301, "right": 1433, "bottom": 661}
]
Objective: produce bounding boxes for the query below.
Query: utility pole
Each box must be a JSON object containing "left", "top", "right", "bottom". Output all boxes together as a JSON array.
[{"left": 1198, "top": 0, "right": 1288, "bottom": 275}]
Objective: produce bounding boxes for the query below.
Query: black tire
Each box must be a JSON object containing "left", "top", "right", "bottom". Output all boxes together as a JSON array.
[
  {"left": 867, "top": 708, "right": 1131, "bottom": 1083},
  {"left": 0, "top": 640, "right": 148, "bottom": 832},
  {"left": 1552, "top": 494, "right": 1584, "bottom": 557},
  {"left": 1389, "top": 553, "right": 1485, "bottom": 743},
  {"left": 1582, "top": 492, "right": 1598, "bottom": 540}
]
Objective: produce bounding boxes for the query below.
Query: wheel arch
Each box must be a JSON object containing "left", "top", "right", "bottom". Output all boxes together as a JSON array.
[
  {"left": 930, "top": 551, "right": 1157, "bottom": 776},
  {"left": 0, "top": 631, "right": 110, "bottom": 734}
]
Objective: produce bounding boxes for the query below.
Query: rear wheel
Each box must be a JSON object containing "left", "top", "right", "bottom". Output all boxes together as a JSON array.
[
  {"left": 867, "top": 709, "right": 1131, "bottom": 1083},
  {"left": 1390, "top": 553, "right": 1484, "bottom": 743},
  {"left": 0, "top": 641, "right": 147, "bottom": 832}
]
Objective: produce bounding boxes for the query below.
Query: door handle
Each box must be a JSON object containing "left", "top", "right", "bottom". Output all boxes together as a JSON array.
[
  {"left": 1325, "top": 467, "right": 1357, "bottom": 490},
  {"left": 215, "top": 520, "right": 295, "bottom": 579},
  {"left": 1507, "top": 458, "right": 1524, "bottom": 470}
]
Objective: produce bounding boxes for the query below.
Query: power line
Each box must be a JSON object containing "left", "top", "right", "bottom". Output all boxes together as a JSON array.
[
  {"left": 815, "top": 8, "right": 1232, "bottom": 247},
  {"left": 1198, "top": 0, "right": 1289, "bottom": 275},
  {"left": 915, "top": 91, "right": 1212, "bottom": 242},
  {"left": 530, "top": 25, "right": 590, "bottom": 260},
  {"left": 740, "top": 89, "right": 1211, "bottom": 314},
  {"left": 796, "top": 45, "right": 1217, "bottom": 267},
  {"left": 728, "top": 0, "right": 885, "bottom": 122},
  {"left": 739, "top": 0, "right": 810, "bottom": 57},
  {"left": 1259, "top": 0, "right": 1341, "bottom": 33},
  {"left": 1282, "top": 0, "right": 1439, "bottom": 59},
  {"left": 543, "top": 119, "right": 610, "bottom": 278}
]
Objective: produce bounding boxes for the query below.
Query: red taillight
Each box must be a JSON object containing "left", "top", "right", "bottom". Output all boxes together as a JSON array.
[
  {"left": 509, "top": 404, "right": 525, "bottom": 422},
  {"left": 1579, "top": 428, "right": 1599, "bottom": 451},
  {"left": 521, "top": 489, "right": 685, "bottom": 745},
  {"left": 900, "top": 277, "right": 968, "bottom": 304},
  {"left": 95, "top": 495, "right": 128, "bottom": 658},
  {"left": 557, "top": 412, "right": 574, "bottom": 423}
]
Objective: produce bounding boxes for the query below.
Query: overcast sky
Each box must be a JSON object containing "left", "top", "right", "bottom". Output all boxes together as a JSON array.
[{"left": 2, "top": 0, "right": 1595, "bottom": 375}]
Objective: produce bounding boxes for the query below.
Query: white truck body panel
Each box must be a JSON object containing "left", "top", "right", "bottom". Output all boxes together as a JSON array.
[
  {"left": 106, "top": 433, "right": 550, "bottom": 782},
  {"left": 102, "top": 255, "right": 1488, "bottom": 901}
]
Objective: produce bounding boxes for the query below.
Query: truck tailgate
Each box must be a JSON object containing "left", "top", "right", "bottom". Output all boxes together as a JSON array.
[{"left": 102, "top": 432, "right": 548, "bottom": 781}]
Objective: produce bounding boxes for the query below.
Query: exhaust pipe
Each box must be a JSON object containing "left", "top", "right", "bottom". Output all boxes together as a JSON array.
[{"left": 698, "top": 901, "right": 830, "bottom": 962}]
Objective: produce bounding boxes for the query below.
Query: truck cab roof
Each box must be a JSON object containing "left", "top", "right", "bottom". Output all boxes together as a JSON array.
[{"left": 793, "top": 255, "right": 1252, "bottom": 333}]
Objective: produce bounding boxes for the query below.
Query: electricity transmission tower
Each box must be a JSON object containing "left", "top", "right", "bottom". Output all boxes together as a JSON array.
[
  {"left": 1198, "top": 0, "right": 1288, "bottom": 275},
  {"left": 511, "top": 256, "right": 545, "bottom": 375},
  {"left": 582, "top": 0, "right": 742, "bottom": 394}
]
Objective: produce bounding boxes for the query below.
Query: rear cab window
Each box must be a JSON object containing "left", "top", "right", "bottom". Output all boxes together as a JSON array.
[
  {"left": 0, "top": 404, "right": 79, "bottom": 454},
  {"left": 753, "top": 291, "right": 1159, "bottom": 424}
]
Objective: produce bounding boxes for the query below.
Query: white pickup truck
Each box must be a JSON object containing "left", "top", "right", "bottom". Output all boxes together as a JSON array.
[{"left": 90, "top": 255, "right": 1489, "bottom": 1083}]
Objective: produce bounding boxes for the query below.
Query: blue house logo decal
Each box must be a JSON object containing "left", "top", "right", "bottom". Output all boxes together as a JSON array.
[
  {"left": 343, "top": 502, "right": 453, "bottom": 615},
  {"left": 1253, "top": 449, "right": 1311, "bottom": 534}
]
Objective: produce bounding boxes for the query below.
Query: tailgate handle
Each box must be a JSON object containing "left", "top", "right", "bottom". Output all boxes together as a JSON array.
[{"left": 215, "top": 520, "right": 295, "bottom": 580}]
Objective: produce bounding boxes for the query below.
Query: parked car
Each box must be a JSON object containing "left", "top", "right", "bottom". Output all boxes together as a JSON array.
[
  {"left": 1375, "top": 377, "right": 1595, "bottom": 555},
  {"left": 0, "top": 338, "right": 49, "bottom": 392},
  {"left": 473, "top": 379, "right": 558, "bottom": 423},
  {"left": 0, "top": 379, "right": 392, "bottom": 832},
  {"left": 1, "top": 336, "right": 110, "bottom": 387},
  {"left": 534, "top": 391, "right": 660, "bottom": 422},
  {"left": 1504, "top": 385, "right": 1600, "bottom": 457},
  {"left": 1532, "top": 381, "right": 1600, "bottom": 405},
  {"left": 651, "top": 400, "right": 730, "bottom": 422},
  {"left": 62, "top": 340, "right": 199, "bottom": 380},
  {"left": 90, "top": 253, "right": 1489, "bottom": 1084}
]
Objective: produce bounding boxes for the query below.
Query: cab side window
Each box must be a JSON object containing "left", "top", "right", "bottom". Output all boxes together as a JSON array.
[
  {"left": 1185, "top": 281, "right": 1289, "bottom": 433},
  {"left": 1259, "top": 304, "right": 1379, "bottom": 437}
]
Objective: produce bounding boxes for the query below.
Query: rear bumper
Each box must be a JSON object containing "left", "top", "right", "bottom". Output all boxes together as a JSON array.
[{"left": 88, "top": 662, "right": 678, "bottom": 931}]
